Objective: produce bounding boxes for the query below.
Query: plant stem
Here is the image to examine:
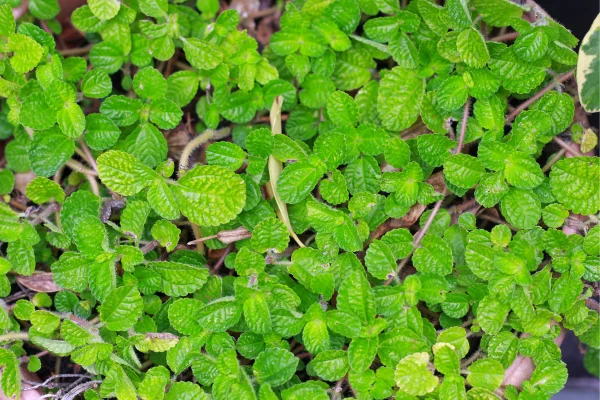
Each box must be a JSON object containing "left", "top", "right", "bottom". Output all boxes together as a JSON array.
[
  {"left": 79, "top": 141, "right": 98, "bottom": 173},
  {"left": 59, "top": 44, "right": 94, "bottom": 57},
  {"left": 190, "top": 223, "right": 205, "bottom": 254},
  {"left": 141, "top": 240, "right": 159, "bottom": 254},
  {"left": 506, "top": 69, "right": 574, "bottom": 122},
  {"left": 65, "top": 159, "right": 98, "bottom": 177},
  {"left": 454, "top": 98, "right": 471, "bottom": 155},
  {"left": 178, "top": 130, "right": 216, "bottom": 177},
  {"left": 553, "top": 136, "right": 583, "bottom": 157},
  {"left": 0, "top": 331, "right": 29, "bottom": 342},
  {"left": 478, "top": 213, "right": 518, "bottom": 231},
  {"left": 542, "top": 149, "right": 566, "bottom": 172},
  {"left": 490, "top": 31, "right": 519, "bottom": 42},
  {"left": 385, "top": 190, "right": 448, "bottom": 286}
]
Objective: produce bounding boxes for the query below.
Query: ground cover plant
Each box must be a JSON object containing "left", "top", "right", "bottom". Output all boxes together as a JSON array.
[{"left": 0, "top": 0, "right": 598, "bottom": 398}]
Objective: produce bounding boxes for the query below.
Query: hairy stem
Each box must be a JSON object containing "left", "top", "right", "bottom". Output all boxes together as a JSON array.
[
  {"left": 0, "top": 332, "right": 29, "bottom": 342},
  {"left": 454, "top": 98, "right": 471, "bottom": 155},
  {"left": 506, "top": 69, "right": 574, "bottom": 122},
  {"left": 178, "top": 130, "right": 215, "bottom": 177}
]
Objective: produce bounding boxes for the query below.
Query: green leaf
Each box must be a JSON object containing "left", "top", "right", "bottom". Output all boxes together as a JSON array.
[
  {"left": 57, "top": 101, "right": 86, "bottom": 138},
  {"left": 168, "top": 298, "right": 204, "bottom": 335},
  {"left": 529, "top": 361, "right": 568, "bottom": 395},
  {"left": 165, "top": 382, "right": 206, "bottom": 400},
  {"left": 416, "top": 0, "right": 450, "bottom": 36},
  {"left": 417, "top": 134, "right": 455, "bottom": 167},
  {"left": 29, "top": 127, "right": 75, "bottom": 177},
  {"left": 365, "top": 240, "right": 397, "bottom": 280},
  {"left": 98, "top": 285, "right": 144, "bottom": 331},
  {"left": 148, "top": 180, "right": 179, "bottom": 220},
  {"left": 0, "top": 349, "right": 20, "bottom": 399},
  {"left": 320, "top": 170, "right": 349, "bottom": 205},
  {"left": 84, "top": 113, "right": 120, "bottom": 151},
  {"left": 206, "top": 142, "right": 246, "bottom": 171},
  {"left": 244, "top": 292, "right": 272, "bottom": 334},
  {"left": 138, "top": 0, "right": 168, "bottom": 18},
  {"left": 457, "top": 28, "right": 490, "bottom": 68},
  {"left": 471, "top": 0, "right": 523, "bottom": 27},
  {"left": 476, "top": 296, "right": 509, "bottom": 335},
  {"left": 0, "top": 5, "right": 15, "bottom": 36},
  {"left": 327, "top": 91, "right": 358, "bottom": 127},
  {"left": 21, "top": 92, "right": 56, "bottom": 130},
  {"left": 81, "top": 69, "right": 112, "bottom": 98},
  {"left": 122, "top": 123, "right": 168, "bottom": 168},
  {"left": 550, "top": 157, "right": 599, "bottom": 215},
  {"left": 8, "top": 33, "right": 43, "bottom": 73},
  {"left": 253, "top": 347, "right": 299, "bottom": 386},
  {"left": 151, "top": 220, "right": 180, "bottom": 252},
  {"left": 530, "top": 92, "right": 574, "bottom": 137},
  {"left": 384, "top": 136, "right": 411, "bottom": 168},
  {"left": 310, "top": 350, "right": 349, "bottom": 381},
  {"left": 172, "top": 165, "right": 246, "bottom": 226},
  {"left": 251, "top": 217, "right": 289, "bottom": 253},
  {"left": 513, "top": 28, "right": 549, "bottom": 63},
  {"left": 26, "top": 176, "right": 64, "bottom": 203},
  {"left": 89, "top": 0, "right": 120, "bottom": 20},
  {"left": 444, "top": 154, "right": 485, "bottom": 190},
  {"left": 29, "top": 0, "right": 59, "bottom": 20},
  {"left": 72, "top": 215, "right": 107, "bottom": 258},
  {"left": 89, "top": 41, "right": 125, "bottom": 73},
  {"left": 139, "top": 366, "right": 170, "bottom": 400},
  {"left": 466, "top": 358, "right": 504, "bottom": 391},
  {"left": 504, "top": 152, "right": 544, "bottom": 189},
  {"left": 389, "top": 32, "right": 419, "bottom": 69},
  {"left": 394, "top": 352, "right": 439, "bottom": 396},
  {"left": 584, "top": 225, "right": 600, "bottom": 256},
  {"left": 577, "top": 15, "right": 600, "bottom": 112},
  {"left": 299, "top": 74, "right": 336, "bottom": 109},
  {"left": 377, "top": 67, "right": 425, "bottom": 131},
  {"left": 337, "top": 271, "right": 375, "bottom": 325},
  {"left": 277, "top": 161, "right": 321, "bottom": 205},
  {"left": 348, "top": 337, "right": 378, "bottom": 372},
  {"left": 149, "top": 98, "right": 183, "bottom": 129},
  {"left": 183, "top": 38, "right": 223, "bottom": 70},
  {"left": 97, "top": 150, "right": 157, "bottom": 196},
  {"left": 100, "top": 95, "right": 143, "bottom": 126},
  {"left": 148, "top": 261, "right": 209, "bottom": 296},
  {"left": 488, "top": 46, "right": 546, "bottom": 94},
  {"left": 133, "top": 67, "right": 167, "bottom": 101},
  {"left": 433, "top": 343, "right": 460, "bottom": 376},
  {"left": 413, "top": 233, "right": 453, "bottom": 276},
  {"left": 166, "top": 71, "right": 200, "bottom": 107}
]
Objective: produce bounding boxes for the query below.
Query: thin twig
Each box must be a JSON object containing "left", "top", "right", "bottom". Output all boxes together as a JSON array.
[
  {"left": 244, "top": 6, "right": 280, "bottom": 19},
  {"left": 141, "top": 240, "right": 159, "bottom": 254},
  {"left": 0, "top": 331, "right": 29, "bottom": 342},
  {"left": 585, "top": 298, "right": 600, "bottom": 314},
  {"left": 506, "top": 70, "right": 575, "bottom": 122},
  {"left": 553, "top": 136, "right": 583, "bottom": 157},
  {"left": 100, "top": 199, "right": 126, "bottom": 223},
  {"left": 212, "top": 244, "right": 233, "bottom": 274},
  {"left": 478, "top": 213, "right": 518, "bottom": 231},
  {"left": 79, "top": 141, "right": 98, "bottom": 173},
  {"left": 542, "top": 149, "right": 566, "bottom": 172},
  {"left": 384, "top": 190, "right": 447, "bottom": 286},
  {"left": 65, "top": 159, "right": 98, "bottom": 177},
  {"left": 59, "top": 45, "right": 94, "bottom": 57},
  {"left": 62, "top": 380, "right": 102, "bottom": 400},
  {"left": 454, "top": 98, "right": 471, "bottom": 155},
  {"left": 23, "top": 374, "right": 90, "bottom": 391},
  {"left": 490, "top": 31, "right": 519, "bottom": 42},
  {"left": 178, "top": 130, "right": 215, "bottom": 177}
]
